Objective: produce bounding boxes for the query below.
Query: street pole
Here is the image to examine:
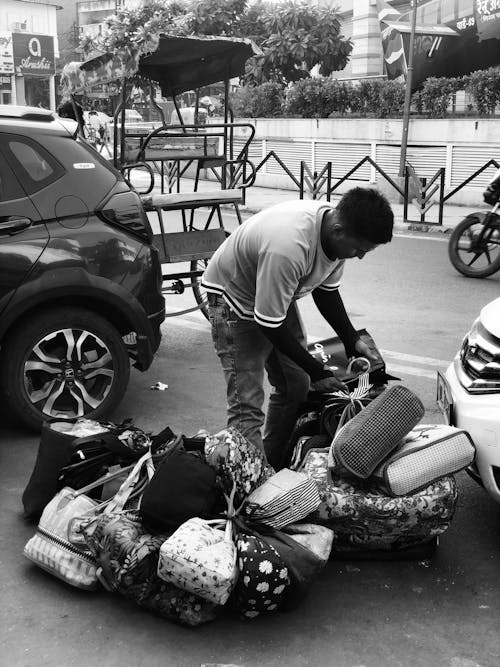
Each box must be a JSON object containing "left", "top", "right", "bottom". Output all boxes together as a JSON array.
[{"left": 398, "top": 0, "right": 418, "bottom": 177}]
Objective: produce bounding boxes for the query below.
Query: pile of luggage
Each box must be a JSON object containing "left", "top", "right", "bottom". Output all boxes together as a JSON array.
[{"left": 21, "top": 377, "right": 476, "bottom": 627}]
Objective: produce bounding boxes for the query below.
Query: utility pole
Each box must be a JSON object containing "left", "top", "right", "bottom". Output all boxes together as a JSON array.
[{"left": 398, "top": 0, "right": 418, "bottom": 177}]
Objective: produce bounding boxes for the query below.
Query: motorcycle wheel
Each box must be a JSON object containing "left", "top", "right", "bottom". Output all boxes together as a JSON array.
[{"left": 448, "top": 213, "right": 500, "bottom": 278}]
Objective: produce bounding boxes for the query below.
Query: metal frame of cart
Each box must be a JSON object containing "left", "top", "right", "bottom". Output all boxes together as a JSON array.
[{"left": 60, "top": 34, "right": 261, "bottom": 317}]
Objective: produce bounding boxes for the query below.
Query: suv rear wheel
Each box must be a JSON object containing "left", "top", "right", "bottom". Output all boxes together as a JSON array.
[{"left": 0, "top": 307, "right": 130, "bottom": 430}]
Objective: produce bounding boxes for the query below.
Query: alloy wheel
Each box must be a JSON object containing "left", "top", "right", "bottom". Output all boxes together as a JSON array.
[{"left": 23, "top": 327, "right": 115, "bottom": 420}]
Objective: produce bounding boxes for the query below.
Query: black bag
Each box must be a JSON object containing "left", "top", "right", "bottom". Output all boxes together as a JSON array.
[
  {"left": 307, "top": 328, "right": 398, "bottom": 390},
  {"left": 140, "top": 441, "right": 219, "bottom": 531},
  {"left": 22, "top": 421, "right": 176, "bottom": 522}
]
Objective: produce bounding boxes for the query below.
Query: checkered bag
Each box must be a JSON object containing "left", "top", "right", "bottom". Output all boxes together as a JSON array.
[
  {"left": 328, "top": 384, "right": 425, "bottom": 479},
  {"left": 244, "top": 469, "right": 321, "bottom": 529},
  {"left": 372, "top": 424, "right": 475, "bottom": 496}
]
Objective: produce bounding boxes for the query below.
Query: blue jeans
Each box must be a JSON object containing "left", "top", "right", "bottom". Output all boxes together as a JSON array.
[{"left": 207, "top": 294, "right": 310, "bottom": 469}]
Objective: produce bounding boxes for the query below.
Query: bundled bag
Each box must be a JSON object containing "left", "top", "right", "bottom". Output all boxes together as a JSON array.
[
  {"left": 140, "top": 438, "right": 219, "bottom": 531},
  {"left": 372, "top": 424, "right": 475, "bottom": 497},
  {"left": 328, "top": 384, "right": 425, "bottom": 479},
  {"left": 232, "top": 526, "right": 291, "bottom": 619},
  {"left": 300, "top": 449, "right": 458, "bottom": 553},
  {"left": 244, "top": 468, "right": 321, "bottom": 529},
  {"left": 22, "top": 418, "right": 156, "bottom": 522},
  {"left": 289, "top": 434, "right": 330, "bottom": 471},
  {"left": 83, "top": 512, "right": 217, "bottom": 626},
  {"left": 23, "top": 456, "right": 148, "bottom": 590},
  {"left": 232, "top": 517, "right": 330, "bottom": 617},
  {"left": 204, "top": 427, "right": 274, "bottom": 503},
  {"left": 319, "top": 369, "right": 380, "bottom": 439},
  {"left": 283, "top": 522, "right": 334, "bottom": 565},
  {"left": 280, "top": 410, "right": 322, "bottom": 471},
  {"left": 157, "top": 517, "right": 237, "bottom": 605}
]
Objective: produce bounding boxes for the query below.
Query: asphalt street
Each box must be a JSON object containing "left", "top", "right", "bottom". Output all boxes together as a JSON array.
[{"left": 1, "top": 229, "right": 500, "bottom": 667}]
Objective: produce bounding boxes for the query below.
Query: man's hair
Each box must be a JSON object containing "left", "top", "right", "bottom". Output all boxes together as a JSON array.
[{"left": 336, "top": 187, "right": 394, "bottom": 244}]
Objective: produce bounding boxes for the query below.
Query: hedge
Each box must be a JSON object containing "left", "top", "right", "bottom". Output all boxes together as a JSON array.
[{"left": 229, "top": 67, "right": 500, "bottom": 119}]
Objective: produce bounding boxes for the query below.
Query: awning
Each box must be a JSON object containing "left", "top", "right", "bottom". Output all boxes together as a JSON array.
[{"left": 60, "top": 34, "right": 262, "bottom": 97}]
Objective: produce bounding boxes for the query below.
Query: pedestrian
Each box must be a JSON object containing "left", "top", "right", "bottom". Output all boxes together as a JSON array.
[
  {"left": 57, "top": 98, "right": 85, "bottom": 130},
  {"left": 202, "top": 187, "right": 394, "bottom": 469}
]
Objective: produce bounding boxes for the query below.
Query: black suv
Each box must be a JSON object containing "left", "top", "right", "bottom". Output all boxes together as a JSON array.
[{"left": 0, "top": 105, "right": 165, "bottom": 429}]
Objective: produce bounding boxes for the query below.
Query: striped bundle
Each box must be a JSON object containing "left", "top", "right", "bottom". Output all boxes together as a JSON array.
[{"left": 244, "top": 468, "right": 321, "bottom": 529}]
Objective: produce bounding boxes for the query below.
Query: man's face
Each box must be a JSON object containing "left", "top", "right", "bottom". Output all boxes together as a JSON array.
[{"left": 333, "top": 232, "right": 378, "bottom": 260}]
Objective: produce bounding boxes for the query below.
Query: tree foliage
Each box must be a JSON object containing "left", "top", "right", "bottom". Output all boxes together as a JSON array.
[{"left": 77, "top": 0, "right": 352, "bottom": 86}]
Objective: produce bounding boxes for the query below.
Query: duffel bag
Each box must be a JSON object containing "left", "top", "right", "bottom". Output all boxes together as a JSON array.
[{"left": 300, "top": 449, "right": 458, "bottom": 552}]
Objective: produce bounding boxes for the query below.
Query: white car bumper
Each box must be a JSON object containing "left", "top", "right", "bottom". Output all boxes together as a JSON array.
[{"left": 439, "top": 358, "right": 500, "bottom": 502}]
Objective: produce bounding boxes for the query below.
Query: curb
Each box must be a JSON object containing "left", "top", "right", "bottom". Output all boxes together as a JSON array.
[{"left": 238, "top": 203, "right": 455, "bottom": 235}]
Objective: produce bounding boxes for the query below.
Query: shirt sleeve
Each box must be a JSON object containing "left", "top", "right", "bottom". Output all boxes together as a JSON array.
[
  {"left": 253, "top": 250, "right": 305, "bottom": 328},
  {"left": 316, "top": 259, "right": 345, "bottom": 292}
]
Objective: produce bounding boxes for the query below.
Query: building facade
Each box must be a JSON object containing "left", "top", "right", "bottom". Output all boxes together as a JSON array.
[{"left": 0, "top": 0, "right": 61, "bottom": 108}]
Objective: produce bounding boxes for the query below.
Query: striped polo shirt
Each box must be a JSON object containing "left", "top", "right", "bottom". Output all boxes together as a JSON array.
[{"left": 201, "top": 199, "right": 345, "bottom": 328}]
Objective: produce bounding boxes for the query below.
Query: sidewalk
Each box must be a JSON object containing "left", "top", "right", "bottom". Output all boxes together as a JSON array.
[{"left": 174, "top": 176, "right": 486, "bottom": 234}]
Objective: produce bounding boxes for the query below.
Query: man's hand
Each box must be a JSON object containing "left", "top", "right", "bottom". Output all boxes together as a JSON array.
[
  {"left": 311, "top": 373, "right": 348, "bottom": 394},
  {"left": 354, "top": 338, "right": 379, "bottom": 363}
]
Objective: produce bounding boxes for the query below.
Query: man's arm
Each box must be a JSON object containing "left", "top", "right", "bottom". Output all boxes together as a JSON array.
[
  {"left": 258, "top": 322, "right": 347, "bottom": 391},
  {"left": 312, "top": 288, "right": 359, "bottom": 357}
]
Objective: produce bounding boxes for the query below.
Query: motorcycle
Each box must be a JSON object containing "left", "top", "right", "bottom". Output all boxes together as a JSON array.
[{"left": 448, "top": 167, "right": 500, "bottom": 278}]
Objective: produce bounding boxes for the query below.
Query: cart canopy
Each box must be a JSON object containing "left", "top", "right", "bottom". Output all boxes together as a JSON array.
[{"left": 61, "top": 34, "right": 261, "bottom": 97}]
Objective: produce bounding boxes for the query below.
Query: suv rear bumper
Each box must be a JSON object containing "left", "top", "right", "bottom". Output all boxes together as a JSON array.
[{"left": 134, "top": 305, "right": 164, "bottom": 371}]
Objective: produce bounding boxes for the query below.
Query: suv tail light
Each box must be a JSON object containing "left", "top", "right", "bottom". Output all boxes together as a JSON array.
[{"left": 98, "top": 191, "right": 152, "bottom": 242}]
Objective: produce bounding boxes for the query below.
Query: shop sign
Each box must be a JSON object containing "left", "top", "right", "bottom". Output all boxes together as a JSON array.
[
  {"left": 0, "top": 31, "right": 14, "bottom": 74},
  {"left": 0, "top": 73, "right": 11, "bottom": 90},
  {"left": 13, "top": 33, "right": 55, "bottom": 76}
]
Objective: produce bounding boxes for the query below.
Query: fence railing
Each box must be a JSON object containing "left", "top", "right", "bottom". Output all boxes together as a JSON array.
[{"left": 241, "top": 151, "right": 497, "bottom": 226}]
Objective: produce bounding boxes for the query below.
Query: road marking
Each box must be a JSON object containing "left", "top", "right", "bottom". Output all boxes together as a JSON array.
[
  {"left": 163, "top": 320, "right": 450, "bottom": 379},
  {"left": 379, "top": 348, "right": 448, "bottom": 368}
]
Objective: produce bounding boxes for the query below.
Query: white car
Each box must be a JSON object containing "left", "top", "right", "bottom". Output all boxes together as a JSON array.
[{"left": 437, "top": 297, "right": 500, "bottom": 502}]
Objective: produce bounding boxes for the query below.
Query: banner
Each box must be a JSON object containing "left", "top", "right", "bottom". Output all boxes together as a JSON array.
[
  {"left": 474, "top": 0, "right": 500, "bottom": 41},
  {"left": 0, "top": 31, "right": 14, "bottom": 74},
  {"left": 13, "top": 33, "right": 55, "bottom": 76}
]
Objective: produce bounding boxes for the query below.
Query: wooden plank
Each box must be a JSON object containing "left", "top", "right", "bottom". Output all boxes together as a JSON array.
[
  {"left": 153, "top": 229, "right": 227, "bottom": 263},
  {"left": 144, "top": 189, "right": 242, "bottom": 211}
]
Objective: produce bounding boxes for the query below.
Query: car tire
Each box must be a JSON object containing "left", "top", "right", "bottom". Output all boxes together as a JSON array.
[{"left": 0, "top": 306, "right": 130, "bottom": 431}]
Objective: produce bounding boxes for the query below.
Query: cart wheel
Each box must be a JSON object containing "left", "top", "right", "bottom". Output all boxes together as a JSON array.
[
  {"left": 191, "top": 258, "right": 210, "bottom": 320},
  {"left": 190, "top": 231, "right": 230, "bottom": 321}
]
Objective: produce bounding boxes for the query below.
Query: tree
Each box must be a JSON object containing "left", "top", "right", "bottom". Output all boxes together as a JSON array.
[
  {"left": 76, "top": 0, "right": 351, "bottom": 87},
  {"left": 247, "top": 1, "right": 352, "bottom": 85}
]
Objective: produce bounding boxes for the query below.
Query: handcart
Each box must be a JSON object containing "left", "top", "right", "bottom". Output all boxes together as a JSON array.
[{"left": 61, "top": 34, "right": 261, "bottom": 318}]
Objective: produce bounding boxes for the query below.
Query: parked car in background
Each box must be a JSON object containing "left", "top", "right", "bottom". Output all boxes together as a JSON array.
[
  {"left": 437, "top": 297, "right": 500, "bottom": 502},
  {"left": 0, "top": 105, "right": 165, "bottom": 430}
]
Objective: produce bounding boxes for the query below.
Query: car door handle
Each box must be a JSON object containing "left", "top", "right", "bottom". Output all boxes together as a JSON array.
[{"left": 0, "top": 216, "right": 33, "bottom": 234}]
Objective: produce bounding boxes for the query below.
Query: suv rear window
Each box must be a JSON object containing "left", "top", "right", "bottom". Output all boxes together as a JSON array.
[{"left": 0, "top": 133, "right": 65, "bottom": 195}]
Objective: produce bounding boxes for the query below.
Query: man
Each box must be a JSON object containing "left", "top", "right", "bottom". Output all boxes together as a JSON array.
[{"left": 202, "top": 187, "right": 394, "bottom": 469}]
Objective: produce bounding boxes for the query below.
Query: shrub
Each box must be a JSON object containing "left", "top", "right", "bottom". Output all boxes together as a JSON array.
[
  {"left": 284, "top": 77, "right": 334, "bottom": 118},
  {"left": 412, "top": 76, "right": 462, "bottom": 117},
  {"left": 230, "top": 82, "right": 285, "bottom": 117},
  {"left": 463, "top": 67, "right": 500, "bottom": 115}
]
